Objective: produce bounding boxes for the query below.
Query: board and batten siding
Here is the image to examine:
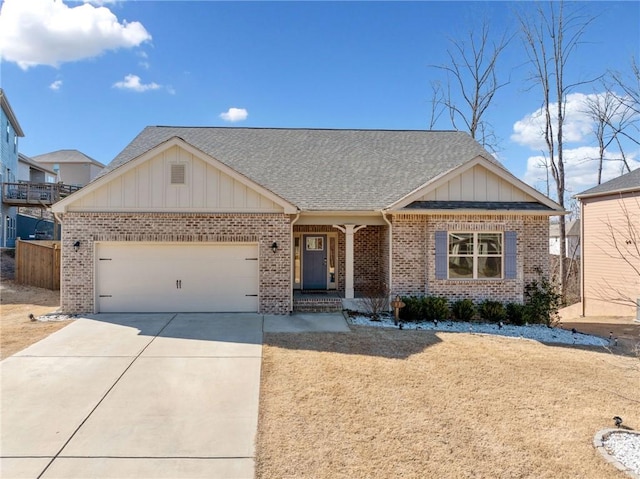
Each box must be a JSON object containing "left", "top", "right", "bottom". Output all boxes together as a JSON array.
[
  {"left": 68, "top": 145, "right": 284, "bottom": 213},
  {"left": 582, "top": 192, "right": 640, "bottom": 317},
  {"left": 418, "top": 165, "right": 536, "bottom": 202}
]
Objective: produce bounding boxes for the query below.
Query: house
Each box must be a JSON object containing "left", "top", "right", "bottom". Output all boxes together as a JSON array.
[
  {"left": 575, "top": 168, "right": 640, "bottom": 318},
  {"left": 16, "top": 154, "right": 60, "bottom": 240},
  {"left": 0, "top": 89, "right": 25, "bottom": 248},
  {"left": 52, "top": 127, "right": 565, "bottom": 315},
  {"left": 32, "top": 149, "right": 105, "bottom": 187},
  {"left": 549, "top": 219, "right": 580, "bottom": 258}
]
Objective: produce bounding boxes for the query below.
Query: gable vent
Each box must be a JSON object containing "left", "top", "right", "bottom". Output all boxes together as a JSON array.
[{"left": 170, "top": 164, "right": 186, "bottom": 185}]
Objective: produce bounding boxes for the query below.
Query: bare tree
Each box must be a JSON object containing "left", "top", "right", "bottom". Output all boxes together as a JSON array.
[
  {"left": 518, "top": 1, "right": 596, "bottom": 298},
  {"left": 611, "top": 56, "right": 640, "bottom": 117},
  {"left": 583, "top": 91, "right": 635, "bottom": 184},
  {"left": 429, "top": 19, "right": 511, "bottom": 153}
]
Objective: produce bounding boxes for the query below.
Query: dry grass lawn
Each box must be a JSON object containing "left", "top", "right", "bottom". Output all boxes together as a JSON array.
[
  {"left": 257, "top": 326, "right": 639, "bottom": 479},
  {"left": 1, "top": 250, "right": 71, "bottom": 359}
]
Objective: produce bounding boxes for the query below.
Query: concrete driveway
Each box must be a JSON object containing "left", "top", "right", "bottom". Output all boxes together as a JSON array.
[{"left": 0, "top": 313, "right": 263, "bottom": 479}]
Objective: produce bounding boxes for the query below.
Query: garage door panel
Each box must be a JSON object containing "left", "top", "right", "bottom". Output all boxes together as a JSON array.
[{"left": 96, "top": 243, "right": 259, "bottom": 313}]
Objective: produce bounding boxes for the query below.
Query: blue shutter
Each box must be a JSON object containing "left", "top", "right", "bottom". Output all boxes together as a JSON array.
[
  {"left": 504, "top": 231, "right": 517, "bottom": 279},
  {"left": 435, "top": 231, "right": 447, "bottom": 279}
]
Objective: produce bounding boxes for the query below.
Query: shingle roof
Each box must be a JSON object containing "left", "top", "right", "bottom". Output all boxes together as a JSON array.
[
  {"left": 33, "top": 149, "right": 105, "bottom": 168},
  {"left": 100, "top": 127, "right": 497, "bottom": 211},
  {"left": 576, "top": 167, "right": 640, "bottom": 198},
  {"left": 405, "top": 201, "right": 554, "bottom": 212}
]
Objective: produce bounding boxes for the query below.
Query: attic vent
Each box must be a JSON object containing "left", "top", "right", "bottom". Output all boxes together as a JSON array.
[{"left": 170, "top": 164, "right": 186, "bottom": 185}]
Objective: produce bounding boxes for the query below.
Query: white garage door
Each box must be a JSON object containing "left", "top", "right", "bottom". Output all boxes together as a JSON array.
[{"left": 95, "top": 243, "right": 259, "bottom": 313}]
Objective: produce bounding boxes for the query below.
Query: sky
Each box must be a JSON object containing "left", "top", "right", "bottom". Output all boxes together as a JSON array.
[{"left": 0, "top": 0, "right": 638, "bottom": 202}]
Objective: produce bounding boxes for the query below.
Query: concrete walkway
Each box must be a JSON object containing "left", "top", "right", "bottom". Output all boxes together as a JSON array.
[{"left": 1, "top": 313, "right": 263, "bottom": 479}]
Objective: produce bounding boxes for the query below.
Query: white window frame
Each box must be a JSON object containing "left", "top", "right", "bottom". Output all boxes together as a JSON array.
[{"left": 448, "top": 231, "right": 503, "bottom": 280}]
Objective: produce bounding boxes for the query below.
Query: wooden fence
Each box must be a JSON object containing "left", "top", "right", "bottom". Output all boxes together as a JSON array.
[{"left": 15, "top": 239, "right": 61, "bottom": 290}]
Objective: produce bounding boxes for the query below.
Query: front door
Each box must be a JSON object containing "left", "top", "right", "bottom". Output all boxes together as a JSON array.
[{"left": 302, "top": 235, "right": 327, "bottom": 289}]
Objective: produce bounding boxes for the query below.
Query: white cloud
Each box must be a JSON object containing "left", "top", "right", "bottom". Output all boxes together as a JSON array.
[
  {"left": 220, "top": 107, "right": 248, "bottom": 122},
  {"left": 511, "top": 93, "right": 595, "bottom": 149},
  {"left": 523, "top": 146, "right": 639, "bottom": 198},
  {"left": 515, "top": 91, "right": 640, "bottom": 198},
  {"left": 0, "top": 0, "right": 151, "bottom": 69},
  {"left": 49, "top": 80, "right": 63, "bottom": 91},
  {"left": 113, "top": 74, "right": 160, "bottom": 92}
]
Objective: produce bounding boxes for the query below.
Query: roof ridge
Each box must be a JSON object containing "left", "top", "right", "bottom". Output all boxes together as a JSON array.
[{"left": 149, "top": 125, "right": 462, "bottom": 133}]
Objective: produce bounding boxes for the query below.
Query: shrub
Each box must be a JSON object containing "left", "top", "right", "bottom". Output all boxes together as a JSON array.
[
  {"left": 451, "top": 299, "right": 476, "bottom": 321},
  {"left": 360, "top": 283, "right": 390, "bottom": 320},
  {"left": 506, "top": 302, "right": 526, "bottom": 326},
  {"left": 478, "top": 299, "right": 506, "bottom": 323},
  {"left": 423, "top": 296, "right": 450, "bottom": 321},
  {"left": 399, "top": 296, "right": 423, "bottom": 322},
  {"left": 523, "top": 277, "right": 562, "bottom": 327}
]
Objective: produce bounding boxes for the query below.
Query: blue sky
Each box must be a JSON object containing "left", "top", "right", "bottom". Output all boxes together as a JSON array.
[{"left": 0, "top": 0, "right": 638, "bottom": 199}]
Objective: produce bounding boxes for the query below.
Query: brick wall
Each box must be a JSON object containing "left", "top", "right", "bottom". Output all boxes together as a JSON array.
[
  {"left": 60, "top": 212, "right": 291, "bottom": 314},
  {"left": 391, "top": 213, "right": 550, "bottom": 303},
  {"left": 354, "top": 226, "right": 384, "bottom": 293}
]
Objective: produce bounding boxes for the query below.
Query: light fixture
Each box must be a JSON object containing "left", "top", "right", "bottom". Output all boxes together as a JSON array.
[
  {"left": 73, "top": 240, "right": 80, "bottom": 252},
  {"left": 271, "top": 242, "right": 278, "bottom": 253}
]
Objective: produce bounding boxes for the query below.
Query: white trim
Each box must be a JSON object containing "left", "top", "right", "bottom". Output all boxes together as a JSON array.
[
  {"left": 52, "top": 137, "right": 299, "bottom": 214},
  {"left": 385, "top": 156, "right": 565, "bottom": 213},
  {"left": 332, "top": 224, "right": 366, "bottom": 299},
  {"left": 393, "top": 208, "right": 566, "bottom": 216}
]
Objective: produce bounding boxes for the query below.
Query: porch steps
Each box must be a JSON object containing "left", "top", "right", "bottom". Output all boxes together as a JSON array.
[{"left": 293, "top": 295, "right": 343, "bottom": 313}]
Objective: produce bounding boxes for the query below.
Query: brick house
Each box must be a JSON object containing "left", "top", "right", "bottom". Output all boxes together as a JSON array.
[{"left": 51, "top": 127, "right": 564, "bottom": 315}]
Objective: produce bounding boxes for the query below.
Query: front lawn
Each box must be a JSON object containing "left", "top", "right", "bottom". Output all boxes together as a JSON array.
[{"left": 256, "top": 327, "right": 639, "bottom": 478}]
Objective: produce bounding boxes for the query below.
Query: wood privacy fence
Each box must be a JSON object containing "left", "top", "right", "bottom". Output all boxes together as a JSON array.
[{"left": 15, "top": 239, "right": 61, "bottom": 290}]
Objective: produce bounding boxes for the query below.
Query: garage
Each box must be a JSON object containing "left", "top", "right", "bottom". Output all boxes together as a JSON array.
[{"left": 95, "top": 242, "right": 259, "bottom": 313}]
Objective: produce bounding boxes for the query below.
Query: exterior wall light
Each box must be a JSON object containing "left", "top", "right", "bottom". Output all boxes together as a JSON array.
[
  {"left": 271, "top": 242, "right": 278, "bottom": 253},
  {"left": 73, "top": 240, "right": 80, "bottom": 252}
]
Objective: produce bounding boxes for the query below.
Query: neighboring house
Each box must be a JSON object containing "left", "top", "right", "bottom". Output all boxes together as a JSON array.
[
  {"left": 52, "top": 127, "right": 564, "bottom": 315},
  {"left": 549, "top": 219, "right": 580, "bottom": 258},
  {"left": 16, "top": 154, "right": 60, "bottom": 240},
  {"left": 32, "top": 149, "right": 105, "bottom": 187},
  {"left": 0, "top": 89, "right": 25, "bottom": 248},
  {"left": 575, "top": 168, "right": 640, "bottom": 318}
]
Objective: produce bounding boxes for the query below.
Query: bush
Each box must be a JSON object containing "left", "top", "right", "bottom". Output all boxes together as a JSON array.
[
  {"left": 523, "top": 277, "right": 562, "bottom": 326},
  {"left": 506, "top": 302, "right": 526, "bottom": 326},
  {"left": 360, "top": 283, "right": 390, "bottom": 320},
  {"left": 423, "top": 296, "right": 450, "bottom": 321},
  {"left": 399, "top": 296, "right": 423, "bottom": 322},
  {"left": 451, "top": 299, "right": 476, "bottom": 321},
  {"left": 478, "top": 299, "right": 506, "bottom": 323}
]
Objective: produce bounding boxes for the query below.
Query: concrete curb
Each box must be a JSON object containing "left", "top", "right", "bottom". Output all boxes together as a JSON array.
[{"left": 593, "top": 428, "right": 640, "bottom": 478}]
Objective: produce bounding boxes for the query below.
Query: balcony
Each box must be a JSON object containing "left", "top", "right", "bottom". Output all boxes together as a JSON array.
[{"left": 2, "top": 182, "right": 81, "bottom": 207}]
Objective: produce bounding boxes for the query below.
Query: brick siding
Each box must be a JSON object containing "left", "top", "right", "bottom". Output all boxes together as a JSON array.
[
  {"left": 391, "top": 213, "right": 549, "bottom": 303},
  {"left": 60, "top": 212, "right": 291, "bottom": 314}
]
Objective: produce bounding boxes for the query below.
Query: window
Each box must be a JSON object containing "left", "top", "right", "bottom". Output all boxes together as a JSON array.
[
  {"left": 448, "top": 232, "right": 503, "bottom": 279},
  {"left": 306, "top": 236, "right": 323, "bottom": 251},
  {"left": 6, "top": 123, "right": 9, "bottom": 142}
]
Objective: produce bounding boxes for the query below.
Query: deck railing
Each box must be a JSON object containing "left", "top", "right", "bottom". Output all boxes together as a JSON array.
[{"left": 2, "top": 182, "right": 81, "bottom": 206}]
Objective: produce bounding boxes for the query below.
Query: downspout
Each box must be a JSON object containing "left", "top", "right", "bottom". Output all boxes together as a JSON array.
[
  {"left": 53, "top": 212, "right": 63, "bottom": 241},
  {"left": 380, "top": 210, "right": 393, "bottom": 309},
  {"left": 290, "top": 212, "right": 301, "bottom": 314}
]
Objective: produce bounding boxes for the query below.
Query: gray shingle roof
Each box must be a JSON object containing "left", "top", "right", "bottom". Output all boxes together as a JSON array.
[
  {"left": 405, "top": 201, "right": 554, "bottom": 212},
  {"left": 33, "top": 149, "right": 105, "bottom": 167},
  {"left": 101, "top": 127, "right": 498, "bottom": 211},
  {"left": 576, "top": 167, "right": 640, "bottom": 198}
]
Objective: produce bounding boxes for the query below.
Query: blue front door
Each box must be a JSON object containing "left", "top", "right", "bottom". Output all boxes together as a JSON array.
[{"left": 302, "top": 235, "right": 327, "bottom": 289}]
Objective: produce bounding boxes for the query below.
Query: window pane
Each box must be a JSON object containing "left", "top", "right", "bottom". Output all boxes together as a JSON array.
[
  {"left": 478, "top": 233, "right": 502, "bottom": 255},
  {"left": 449, "top": 257, "right": 473, "bottom": 278},
  {"left": 449, "top": 233, "right": 473, "bottom": 255},
  {"left": 478, "top": 257, "right": 502, "bottom": 278}
]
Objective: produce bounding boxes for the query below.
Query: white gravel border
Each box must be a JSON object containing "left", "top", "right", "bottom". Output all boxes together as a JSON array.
[
  {"left": 347, "top": 314, "right": 608, "bottom": 347},
  {"left": 594, "top": 429, "right": 640, "bottom": 478}
]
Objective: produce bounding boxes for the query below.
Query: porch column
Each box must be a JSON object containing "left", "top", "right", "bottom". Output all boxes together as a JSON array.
[{"left": 333, "top": 224, "right": 366, "bottom": 299}]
